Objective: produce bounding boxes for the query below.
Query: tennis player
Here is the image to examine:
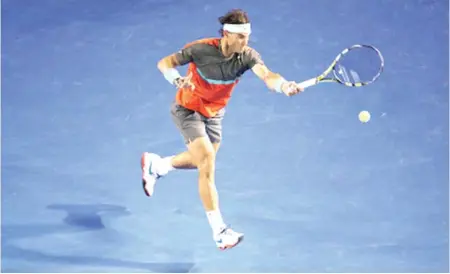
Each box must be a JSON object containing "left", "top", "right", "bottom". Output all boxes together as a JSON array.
[{"left": 141, "top": 8, "right": 303, "bottom": 250}]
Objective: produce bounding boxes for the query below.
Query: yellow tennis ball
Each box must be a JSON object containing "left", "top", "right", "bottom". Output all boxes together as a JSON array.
[{"left": 359, "top": 111, "right": 371, "bottom": 123}]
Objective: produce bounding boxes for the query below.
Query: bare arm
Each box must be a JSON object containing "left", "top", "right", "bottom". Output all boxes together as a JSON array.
[
  {"left": 251, "top": 63, "right": 303, "bottom": 96},
  {"left": 157, "top": 53, "right": 195, "bottom": 89},
  {"left": 251, "top": 63, "right": 284, "bottom": 90},
  {"left": 157, "top": 53, "right": 180, "bottom": 72}
]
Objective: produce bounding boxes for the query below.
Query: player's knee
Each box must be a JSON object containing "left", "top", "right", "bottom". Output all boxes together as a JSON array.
[
  {"left": 197, "top": 149, "right": 215, "bottom": 173},
  {"left": 189, "top": 137, "right": 215, "bottom": 165},
  {"left": 188, "top": 137, "right": 216, "bottom": 176}
]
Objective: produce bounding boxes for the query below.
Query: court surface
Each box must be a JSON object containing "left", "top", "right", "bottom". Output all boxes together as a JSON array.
[{"left": 2, "top": 0, "right": 449, "bottom": 272}]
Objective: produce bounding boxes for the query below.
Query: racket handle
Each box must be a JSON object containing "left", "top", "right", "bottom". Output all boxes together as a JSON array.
[{"left": 297, "top": 78, "right": 317, "bottom": 89}]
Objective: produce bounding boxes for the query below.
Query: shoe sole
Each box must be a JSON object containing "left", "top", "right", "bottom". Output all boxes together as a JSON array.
[
  {"left": 218, "top": 234, "right": 244, "bottom": 250},
  {"left": 141, "top": 153, "right": 151, "bottom": 197}
]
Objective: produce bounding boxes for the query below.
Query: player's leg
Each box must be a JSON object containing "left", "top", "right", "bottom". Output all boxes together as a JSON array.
[
  {"left": 141, "top": 102, "right": 214, "bottom": 195},
  {"left": 166, "top": 107, "right": 225, "bottom": 225},
  {"left": 170, "top": 112, "right": 224, "bottom": 169},
  {"left": 187, "top": 136, "right": 218, "bottom": 211},
  {"left": 153, "top": 104, "right": 222, "bottom": 171},
  {"left": 200, "top": 109, "right": 243, "bottom": 250},
  {"left": 186, "top": 134, "right": 242, "bottom": 250},
  {"left": 161, "top": 104, "right": 220, "bottom": 169},
  {"left": 141, "top": 102, "right": 201, "bottom": 196},
  {"left": 162, "top": 108, "right": 224, "bottom": 213},
  {"left": 170, "top": 134, "right": 220, "bottom": 168},
  {"left": 141, "top": 103, "right": 242, "bottom": 249}
]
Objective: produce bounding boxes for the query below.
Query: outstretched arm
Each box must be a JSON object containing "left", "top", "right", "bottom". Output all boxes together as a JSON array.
[{"left": 251, "top": 63, "right": 303, "bottom": 96}]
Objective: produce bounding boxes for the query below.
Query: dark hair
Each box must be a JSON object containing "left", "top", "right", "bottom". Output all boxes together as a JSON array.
[{"left": 218, "top": 9, "right": 250, "bottom": 36}]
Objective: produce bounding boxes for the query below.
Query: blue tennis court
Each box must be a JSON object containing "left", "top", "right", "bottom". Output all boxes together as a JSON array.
[{"left": 2, "top": 0, "right": 448, "bottom": 272}]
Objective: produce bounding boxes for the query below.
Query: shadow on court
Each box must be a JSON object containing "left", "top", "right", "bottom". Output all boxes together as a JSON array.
[{"left": 1, "top": 204, "right": 195, "bottom": 273}]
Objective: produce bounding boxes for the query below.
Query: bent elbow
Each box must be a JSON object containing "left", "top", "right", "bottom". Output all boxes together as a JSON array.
[
  {"left": 157, "top": 58, "right": 165, "bottom": 71},
  {"left": 157, "top": 54, "right": 178, "bottom": 72}
]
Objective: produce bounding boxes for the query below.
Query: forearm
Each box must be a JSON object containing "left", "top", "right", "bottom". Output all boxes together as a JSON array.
[
  {"left": 157, "top": 54, "right": 182, "bottom": 84},
  {"left": 264, "top": 72, "right": 287, "bottom": 92}
]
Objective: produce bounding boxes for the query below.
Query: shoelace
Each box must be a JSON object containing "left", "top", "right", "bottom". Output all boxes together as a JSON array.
[
  {"left": 148, "top": 163, "right": 161, "bottom": 179},
  {"left": 220, "top": 228, "right": 235, "bottom": 236}
]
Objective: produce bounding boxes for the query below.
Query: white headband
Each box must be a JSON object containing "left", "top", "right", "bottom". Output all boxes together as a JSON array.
[{"left": 223, "top": 23, "right": 251, "bottom": 34}]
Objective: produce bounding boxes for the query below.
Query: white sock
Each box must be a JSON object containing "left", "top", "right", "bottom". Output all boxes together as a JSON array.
[
  {"left": 206, "top": 209, "right": 227, "bottom": 236},
  {"left": 156, "top": 156, "right": 175, "bottom": 175}
]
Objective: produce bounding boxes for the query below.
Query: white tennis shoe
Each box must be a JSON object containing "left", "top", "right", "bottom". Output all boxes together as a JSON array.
[
  {"left": 140, "top": 152, "right": 163, "bottom": 197},
  {"left": 214, "top": 228, "right": 244, "bottom": 250}
]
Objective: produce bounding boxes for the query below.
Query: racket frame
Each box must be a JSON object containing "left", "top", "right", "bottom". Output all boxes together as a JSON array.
[{"left": 297, "top": 44, "right": 384, "bottom": 89}]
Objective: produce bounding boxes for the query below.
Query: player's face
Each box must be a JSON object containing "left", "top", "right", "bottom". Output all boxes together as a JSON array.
[{"left": 230, "top": 32, "right": 249, "bottom": 52}]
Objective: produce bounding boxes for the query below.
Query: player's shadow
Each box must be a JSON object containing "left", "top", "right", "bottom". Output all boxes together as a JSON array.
[
  {"left": 46, "top": 203, "right": 129, "bottom": 230},
  {"left": 1, "top": 203, "right": 194, "bottom": 273}
]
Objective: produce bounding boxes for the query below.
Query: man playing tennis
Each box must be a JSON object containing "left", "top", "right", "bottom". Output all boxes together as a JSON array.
[{"left": 141, "top": 9, "right": 303, "bottom": 250}]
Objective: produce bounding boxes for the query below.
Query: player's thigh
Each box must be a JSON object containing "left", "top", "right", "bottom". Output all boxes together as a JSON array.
[
  {"left": 170, "top": 102, "right": 208, "bottom": 144},
  {"left": 212, "top": 142, "right": 220, "bottom": 154},
  {"left": 204, "top": 112, "right": 224, "bottom": 150}
]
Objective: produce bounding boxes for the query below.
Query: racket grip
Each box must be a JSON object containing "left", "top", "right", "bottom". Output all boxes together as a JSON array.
[{"left": 297, "top": 78, "right": 317, "bottom": 89}]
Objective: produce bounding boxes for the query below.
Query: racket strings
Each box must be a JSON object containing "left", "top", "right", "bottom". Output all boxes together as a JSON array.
[{"left": 334, "top": 46, "right": 383, "bottom": 85}]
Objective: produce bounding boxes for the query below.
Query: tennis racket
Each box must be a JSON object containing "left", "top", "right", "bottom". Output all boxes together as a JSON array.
[{"left": 297, "top": 44, "right": 384, "bottom": 89}]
